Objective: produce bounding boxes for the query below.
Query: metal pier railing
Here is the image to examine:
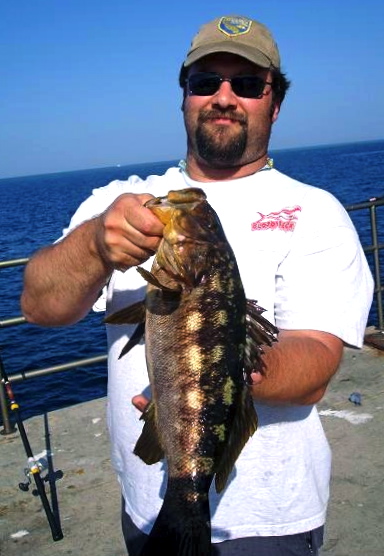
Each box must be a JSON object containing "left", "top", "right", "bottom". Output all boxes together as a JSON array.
[
  {"left": 345, "top": 196, "right": 384, "bottom": 329},
  {"left": 1, "top": 196, "right": 383, "bottom": 434}
]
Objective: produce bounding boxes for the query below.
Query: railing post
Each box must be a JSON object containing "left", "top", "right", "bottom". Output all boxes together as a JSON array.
[
  {"left": 346, "top": 196, "right": 384, "bottom": 332},
  {"left": 370, "top": 203, "right": 383, "bottom": 330},
  {"left": 0, "top": 353, "right": 16, "bottom": 435}
]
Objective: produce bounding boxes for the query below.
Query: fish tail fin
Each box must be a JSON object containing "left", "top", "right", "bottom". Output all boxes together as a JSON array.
[{"left": 139, "top": 482, "right": 212, "bottom": 556}]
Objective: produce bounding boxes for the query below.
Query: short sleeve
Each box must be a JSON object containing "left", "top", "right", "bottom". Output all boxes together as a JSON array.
[
  {"left": 58, "top": 175, "right": 145, "bottom": 239},
  {"left": 274, "top": 189, "right": 374, "bottom": 347}
]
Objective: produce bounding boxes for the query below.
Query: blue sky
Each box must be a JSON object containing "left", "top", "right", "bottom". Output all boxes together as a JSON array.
[{"left": 1, "top": 0, "right": 383, "bottom": 178}]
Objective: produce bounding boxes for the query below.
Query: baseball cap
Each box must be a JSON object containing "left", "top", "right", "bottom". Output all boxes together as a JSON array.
[{"left": 180, "top": 15, "right": 280, "bottom": 83}]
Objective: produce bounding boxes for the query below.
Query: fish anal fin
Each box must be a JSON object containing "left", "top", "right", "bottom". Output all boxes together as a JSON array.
[
  {"left": 214, "top": 387, "right": 258, "bottom": 493},
  {"left": 134, "top": 401, "right": 164, "bottom": 464}
]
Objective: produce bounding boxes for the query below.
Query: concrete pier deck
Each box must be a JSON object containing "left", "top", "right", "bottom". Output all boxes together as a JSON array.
[{"left": 1, "top": 333, "right": 383, "bottom": 556}]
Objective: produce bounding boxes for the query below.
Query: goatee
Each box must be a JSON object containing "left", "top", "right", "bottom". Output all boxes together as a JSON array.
[{"left": 195, "top": 110, "right": 248, "bottom": 167}]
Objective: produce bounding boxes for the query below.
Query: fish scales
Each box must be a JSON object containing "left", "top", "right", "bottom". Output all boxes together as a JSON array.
[
  {"left": 105, "top": 187, "right": 278, "bottom": 556},
  {"left": 145, "top": 251, "right": 245, "bottom": 476}
]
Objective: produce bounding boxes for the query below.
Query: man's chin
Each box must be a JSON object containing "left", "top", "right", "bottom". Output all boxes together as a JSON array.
[
  {"left": 195, "top": 127, "right": 247, "bottom": 167},
  {"left": 199, "top": 152, "right": 243, "bottom": 168}
]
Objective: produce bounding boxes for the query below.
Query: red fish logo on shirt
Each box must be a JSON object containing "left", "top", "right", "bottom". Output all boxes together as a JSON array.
[{"left": 251, "top": 206, "right": 302, "bottom": 232}]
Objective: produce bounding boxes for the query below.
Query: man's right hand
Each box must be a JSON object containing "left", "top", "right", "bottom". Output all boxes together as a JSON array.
[
  {"left": 94, "top": 193, "right": 164, "bottom": 272},
  {"left": 21, "top": 192, "right": 164, "bottom": 326}
]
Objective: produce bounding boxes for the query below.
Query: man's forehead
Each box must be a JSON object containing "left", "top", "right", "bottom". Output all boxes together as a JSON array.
[{"left": 190, "top": 52, "right": 267, "bottom": 74}]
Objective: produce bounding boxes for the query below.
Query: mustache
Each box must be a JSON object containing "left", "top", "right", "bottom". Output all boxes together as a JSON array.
[{"left": 198, "top": 110, "right": 247, "bottom": 125}]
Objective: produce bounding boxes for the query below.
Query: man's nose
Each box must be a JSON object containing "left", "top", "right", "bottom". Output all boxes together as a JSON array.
[{"left": 211, "top": 79, "right": 238, "bottom": 107}]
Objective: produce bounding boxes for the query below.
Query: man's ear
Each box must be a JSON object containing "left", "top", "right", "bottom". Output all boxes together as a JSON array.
[
  {"left": 271, "top": 101, "right": 281, "bottom": 123},
  {"left": 181, "top": 89, "right": 187, "bottom": 112}
]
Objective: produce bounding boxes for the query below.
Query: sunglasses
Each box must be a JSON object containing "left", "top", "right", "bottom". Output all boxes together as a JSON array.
[{"left": 186, "top": 72, "right": 273, "bottom": 99}]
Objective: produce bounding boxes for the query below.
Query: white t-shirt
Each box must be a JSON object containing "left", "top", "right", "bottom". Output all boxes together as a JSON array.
[{"left": 63, "top": 165, "right": 373, "bottom": 541}]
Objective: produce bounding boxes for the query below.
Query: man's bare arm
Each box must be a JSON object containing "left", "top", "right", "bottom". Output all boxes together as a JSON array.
[
  {"left": 131, "top": 330, "right": 344, "bottom": 412},
  {"left": 250, "top": 329, "right": 344, "bottom": 405},
  {"left": 21, "top": 193, "right": 163, "bottom": 326}
]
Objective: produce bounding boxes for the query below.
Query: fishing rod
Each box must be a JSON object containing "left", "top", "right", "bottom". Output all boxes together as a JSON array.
[{"left": 0, "top": 353, "right": 64, "bottom": 541}]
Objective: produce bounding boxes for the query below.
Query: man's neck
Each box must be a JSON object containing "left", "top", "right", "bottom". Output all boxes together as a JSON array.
[{"left": 184, "top": 153, "right": 269, "bottom": 182}]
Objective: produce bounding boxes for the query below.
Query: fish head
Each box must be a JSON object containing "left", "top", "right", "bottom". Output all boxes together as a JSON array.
[{"left": 145, "top": 188, "right": 228, "bottom": 287}]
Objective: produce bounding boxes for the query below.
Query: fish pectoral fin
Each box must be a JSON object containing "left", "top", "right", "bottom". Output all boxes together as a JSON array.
[
  {"left": 118, "top": 322, "right": 145, "bottom": 359},
  {"left": 133, "top": 401, "right": 165, "bottom": 464},
  {"left": 136, "top": 266, "right": 180, "bottom": 292},
  {"left": 244, "top": 299, "right": 279, "bottom": 381},
  {"left": 214, "top": 388, "right": 258, "bottom": 493},
  {"left": 104, "top": 300, "right": 146, "bottom": 324}
]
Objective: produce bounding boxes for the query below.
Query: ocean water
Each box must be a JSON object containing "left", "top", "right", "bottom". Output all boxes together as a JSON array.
[{"left": 1, "top": 140, "right": 383, "bottom": 421}]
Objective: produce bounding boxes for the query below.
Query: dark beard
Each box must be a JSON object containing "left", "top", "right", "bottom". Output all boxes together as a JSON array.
[{"left": 195, "top": 111, "right": 248, "bottom": 167}]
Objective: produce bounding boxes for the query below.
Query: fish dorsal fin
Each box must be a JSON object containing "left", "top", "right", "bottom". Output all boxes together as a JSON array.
[
  {"left": 244, "top": 299, "right": 278, "bottom": 381},
  {"left": 133, "top": 401, "right": 165, "bottom": 465},
  {"left": 214, "top": 387, "right": 257, "bottom": 493}
]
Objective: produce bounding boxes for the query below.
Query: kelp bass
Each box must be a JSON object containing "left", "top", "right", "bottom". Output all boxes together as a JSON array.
[{"left": 105, "top": 187, "right": 278, "bottom": 556}]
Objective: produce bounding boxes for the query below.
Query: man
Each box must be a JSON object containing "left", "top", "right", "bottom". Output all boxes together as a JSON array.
[{"left": 21, "top": 15, "right": 373, "bottom": 556}]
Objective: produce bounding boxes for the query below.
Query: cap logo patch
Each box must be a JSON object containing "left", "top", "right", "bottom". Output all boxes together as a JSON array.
[{"left": 218, "top": 16, "right": 252, "bottom": 37}]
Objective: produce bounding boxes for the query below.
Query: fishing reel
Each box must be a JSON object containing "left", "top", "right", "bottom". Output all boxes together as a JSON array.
[{"left": 18, "top": 455, "right": 63, "bottom": 496}]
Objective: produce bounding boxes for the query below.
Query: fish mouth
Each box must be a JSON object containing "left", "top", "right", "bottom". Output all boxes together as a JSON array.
[
  {"left": 145, "top": 188, "right": 213, "bottom": 244},
  {"left": 145, "top": 188, "right": 207, "bottom": 225},
  {"left": 146, "top": 188, "right": 226, "bottom": 250},
  {"left": 145, "top": 188, "right": 225, "bottom": 287}
]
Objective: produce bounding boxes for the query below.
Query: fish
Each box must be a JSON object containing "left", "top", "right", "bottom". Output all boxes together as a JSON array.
[{"left": 105, "top": 187, "right": 278, "bottom": 556}]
